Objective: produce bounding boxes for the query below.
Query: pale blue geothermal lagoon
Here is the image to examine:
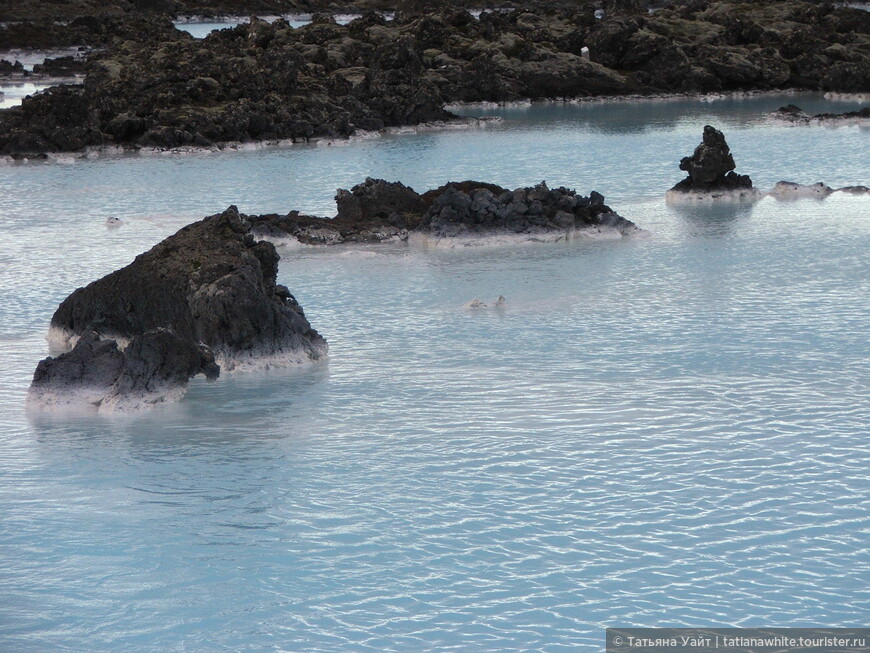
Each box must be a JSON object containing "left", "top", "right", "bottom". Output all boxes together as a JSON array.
[{"left": 0, "top": 94, "right": 868, "bottom": 651}]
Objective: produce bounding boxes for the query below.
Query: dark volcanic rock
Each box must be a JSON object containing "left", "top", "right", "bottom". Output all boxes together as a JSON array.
[
  {"left": 31, "top": 205, "right": 327, "bottom": 411},
  {"left": 335, "top": 177, "right": 428, "bottom": 226},
  {"left": 32, "top": 56, "right": 87, "bottom": 77},
  {"left": 419, "top": 181, "right": 640, "bottom": 238},
  {"left": 250, "top": 177, "right": 641, "bottom": 245},
  {"left": 5, "top": 1, "right": 870, "bottom": 156},
  {"left": 30, "top": 329, "right": 219, "bottom": 410},
  {"left": 669, "top": 125, "right": 755, "bottom": 195},
  {"left": 0, "top": 59, "right": 26, "bottom": 76}
]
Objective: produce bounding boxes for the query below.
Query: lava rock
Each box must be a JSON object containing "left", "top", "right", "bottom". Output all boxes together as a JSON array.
[
  {"left": 250, "top": 178, "right": 641, "bottom": 246},
  {"left": 29, "top": 329, "right": 219, "bottom": 411},
  {"left": 31, "top": 205, "right": 327, "bottom": 410},
  {"left": 335, "top": 177, "right": 428, "bottom": 227},
  {"left": 669, "top": 125, "right": 755, "bottom": 194},
  {"left": 419, "top": 180, "right": 640, "bottom": 238}
]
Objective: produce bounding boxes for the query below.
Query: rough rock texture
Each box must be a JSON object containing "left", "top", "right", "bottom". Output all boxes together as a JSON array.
[
  {"left": 669, "top": 125, "right": 755, "bottom": 194},
  {"left": 335, "top": 177, "right": 428, "bottom": 225},
  {"left": 249, "top": 177, "right": 641, "bottom": 244},
  {"left": 31, "top": 205, "right": 327, "bottom": 410},
  {"left": 2, "top": 1, "right": 869, "bottom": 155},
  {"left": 419, "top": 181, "right": 639, "bottom": 238},
  {"left": 30, "top": 329, "right": 219, "bottom": 410}
]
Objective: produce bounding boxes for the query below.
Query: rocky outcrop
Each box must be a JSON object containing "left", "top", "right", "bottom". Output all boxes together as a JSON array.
[
  {"left": 30, "top": 329, "right": 220, "bottom": 411},
  {"left": 250, "top": 177, "right": 641, "bottom": 245},
  {"left": 2, "top": 1, "right": 869, "bottom": 156},
  {"left": 667, "top": 125, "right": 758, "bottom": 201},
  {"left": 770, "top": 104, "right": 870, "bottom": 125},
  {"left": 30, "top": 205, "right": 327, "bottom": 411},
  {"left": 419, "top": 181, "right": 640, "bottom": 239}
]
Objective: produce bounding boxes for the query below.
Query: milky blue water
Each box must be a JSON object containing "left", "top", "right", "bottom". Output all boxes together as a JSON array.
[
  {"left": 1, "top": 94, "right": 868, "bottom": 652},
  {"left": 174, "top": 14, "right": 363, "bottom": 38}
]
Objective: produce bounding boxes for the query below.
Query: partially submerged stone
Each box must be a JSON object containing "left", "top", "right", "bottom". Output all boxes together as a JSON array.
[
  {"left": 667, "top": 125, "right": 759, "bottom": 202},
  {"left": 771, "top": 181, "right": 834, "bottom": 199},
  {"left": 30, "top": 206, "right": 327, "bottom": 412},
  {"left": 251, "top": 178, "right": 642, "bottom": 246}
]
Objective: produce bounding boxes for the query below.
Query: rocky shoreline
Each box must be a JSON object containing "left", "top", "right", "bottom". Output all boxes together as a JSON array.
[{"left": 1, "top": 1, "right": 868, "bottom": 156}]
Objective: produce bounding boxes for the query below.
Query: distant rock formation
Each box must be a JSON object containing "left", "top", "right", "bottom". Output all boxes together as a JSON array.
[
  {"left": 250, "top": 178, "right": 642, "bottom": 245},
  {"left": 4, "top": 1, "right": 870, "bottom": 156},
  {"left": 29, "top": 206, "right": 327, "bottom": 412},
  {"left": 770, "top": 104, "right": 870, "bottom": 125},
  {"left": 667, "top": 125, "right": 758, "bottom": 201},
  {"left": 771, "top": 180, "right": 869, "bottom": 198}
]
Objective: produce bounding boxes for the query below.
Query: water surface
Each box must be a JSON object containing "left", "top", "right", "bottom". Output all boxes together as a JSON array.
[{"left": 0, "top": 94, "right": 868, "bottom": 652}]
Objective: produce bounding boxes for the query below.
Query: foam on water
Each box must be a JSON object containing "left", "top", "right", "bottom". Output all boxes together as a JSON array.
[{"left": 0, "top": 93, "right": 868, "bottom": 652}]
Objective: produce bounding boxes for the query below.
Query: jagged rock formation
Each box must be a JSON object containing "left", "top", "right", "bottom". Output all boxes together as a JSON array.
[
  {"left": 667, "top": 125, "right": 758, "bottom": 200},
  {"left": 30, "top": 206, "right": 327, "bottom": 411},
  {"left": 250, "top": 177, "right": 641, "bottom": 245},
  {"left": 419, "top": 181, "right": 639, "bottom": 238},
  {"left": 1, "top": 1, "right": 869, "bottom": 156},
  {"left": 770, "top": 104, "right": 870, "bottom": 125}
]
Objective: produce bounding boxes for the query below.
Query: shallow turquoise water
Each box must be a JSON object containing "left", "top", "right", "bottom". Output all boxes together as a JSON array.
[{"left": 0, "top": 94, "right": 868, "bottom": 652}]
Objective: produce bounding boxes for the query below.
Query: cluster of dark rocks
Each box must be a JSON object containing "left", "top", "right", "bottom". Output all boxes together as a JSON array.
[
  {"left": 1, "top": 1, "right": 869, "bottom": 155},
  {"left": 30, "top": 206, "right": 327, "bottom": 411},
  {"left": 29, "top": 178, "right": 638, "bottom": 409},
  {"left": 771, "top": 104, "right": 870, "bottom": 125},
  {"left": 420, "top": 181, "right": 639, "bottom": 238},
  {"left": 250, "top": 178, "right": 640, "bottom": 244}
]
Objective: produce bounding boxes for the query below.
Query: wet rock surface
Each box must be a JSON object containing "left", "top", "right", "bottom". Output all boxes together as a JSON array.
[
  {"left": 1, "top": 1, "right": 869, "bottom": 155},
  {"left": 249, "top": 177, "right": 641, "bottom": 244},
  {"left": 31, "top": 205, "right": 327, "bottom": 410},
  {"left": 669, "top": 125, "right": 755, "bottom": 194}
]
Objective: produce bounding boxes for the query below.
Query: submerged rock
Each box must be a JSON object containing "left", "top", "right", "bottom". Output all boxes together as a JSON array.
[
  {"left": 30, "top": 206, "right": 327, "bottom": 412},
  {"left": 667, "top": 125, "right": 759, "bottom": 201},
  {"left": 771, "top": 181, "right": 834, "bottom": 199}
]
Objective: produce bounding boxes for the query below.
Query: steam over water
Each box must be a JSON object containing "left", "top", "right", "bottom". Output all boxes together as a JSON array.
[{"left": 0, "top": 94, "right": 868, "bottom": 651}]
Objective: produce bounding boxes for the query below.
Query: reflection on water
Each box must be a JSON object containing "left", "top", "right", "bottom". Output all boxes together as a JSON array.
[
  {"left": 453, "top": 93, "right": 869, "bottom": 136},
  {"left": 667, "top": 200, "right": 759, "bottom": 237}
]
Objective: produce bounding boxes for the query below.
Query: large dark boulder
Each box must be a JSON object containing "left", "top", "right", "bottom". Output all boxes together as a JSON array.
[
  {"left": 335, "top": 177, "right": 428, "bottom": 227},
  {"left": 669, "top": 125, "right": 755, "bottom": 196},
  {"left": 30, "top": 206, "right": 327, "bottom": 411}
]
